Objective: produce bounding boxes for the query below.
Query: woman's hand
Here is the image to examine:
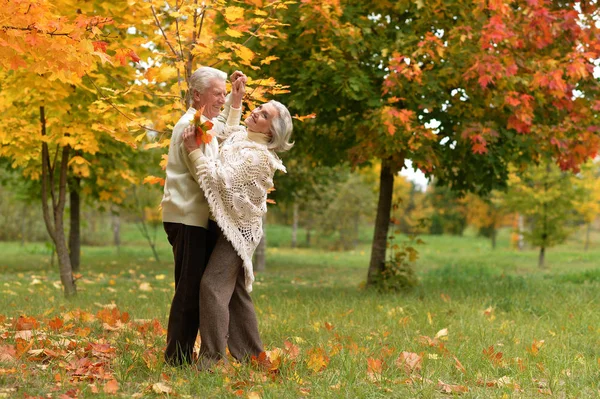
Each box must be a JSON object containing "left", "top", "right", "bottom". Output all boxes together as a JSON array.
[{"left": 182, "top": 125, "right": 199, "bottom": 153}]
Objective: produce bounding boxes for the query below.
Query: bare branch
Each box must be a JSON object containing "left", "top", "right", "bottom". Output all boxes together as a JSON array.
[
  {"left": 1, "top": 17, "right": 113, "bottom": 39},
  {"left": 151, "top": 5, "right": 182, "bottom": 60}
]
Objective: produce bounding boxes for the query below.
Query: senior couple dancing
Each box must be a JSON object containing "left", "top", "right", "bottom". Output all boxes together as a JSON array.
[{"left": 160, "top": 66, "right": 293, "bottom": 370}]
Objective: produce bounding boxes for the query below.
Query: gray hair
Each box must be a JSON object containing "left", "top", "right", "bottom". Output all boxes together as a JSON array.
[
  {"left": 267, "top": 100, "right": 294, "bottom": 153},
  {"left": 189, "top": 66, "right": 227, "bottom": 95}
]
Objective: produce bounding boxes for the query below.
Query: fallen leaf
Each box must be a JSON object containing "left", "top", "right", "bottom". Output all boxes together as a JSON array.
[
  {"left": 396, "top": 351, "right": 422, "bottom": 374},
  {"left": 139, "top": 282, "right": 153, "bottom": 292},
  {"left": 306, "top": 348, "right": 329, "bottom": 372},
  {"left": 435, "top": 328, "right": 448, "bottom": 339},
  {"left": 284, "top": 341, "right": 300, "bottom": 360},
  {"left": 453, "top": 356, "right": 466, "bottom": 373},
  {"left": 152, "top": 382, "right": 172, "bottom": 394},
  {"left": 437, "top": 380, "right": 469, "bottom": 394},
  {"left": 103, "top": 379, "right": 119, "bottom": 394}
]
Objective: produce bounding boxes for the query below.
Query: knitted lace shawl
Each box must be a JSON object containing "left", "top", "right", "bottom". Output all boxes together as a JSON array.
[{"left": 191, "top": 126, "right": 286, "bottom": 292}]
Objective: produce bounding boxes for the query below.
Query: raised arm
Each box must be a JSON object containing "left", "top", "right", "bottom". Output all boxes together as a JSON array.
[{"left": 213, "top": 71, "right": 246, "bottom": 141}]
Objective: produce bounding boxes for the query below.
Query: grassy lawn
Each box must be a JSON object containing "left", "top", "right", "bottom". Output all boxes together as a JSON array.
[{"left": 1, "top": 225, "right": 599, "bottom": 397}]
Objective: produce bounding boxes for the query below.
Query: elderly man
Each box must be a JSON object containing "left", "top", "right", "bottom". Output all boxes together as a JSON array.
[{"left": 161, "top": 66, "right": 246, "bottom": 366}]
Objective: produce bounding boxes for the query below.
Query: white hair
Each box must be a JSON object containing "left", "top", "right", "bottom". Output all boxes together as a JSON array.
[
  {"left": 189, "top": 66, "right": 227, "bottom": 95},
  {"left": 267, "top": 100, "right": 294, "bottom": 153}
]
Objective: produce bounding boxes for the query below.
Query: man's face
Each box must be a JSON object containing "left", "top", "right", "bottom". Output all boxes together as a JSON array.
[{"left": 194, "top": 78, "right": 226, "bottom": 119}]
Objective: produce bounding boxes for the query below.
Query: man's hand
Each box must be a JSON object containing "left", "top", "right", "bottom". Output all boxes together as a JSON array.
[
  {"left": 182, "top": 125, "right": 200, "bottom": 153},
  {"left": 230, "top": 70, "right": 246, "bottom": 109}
]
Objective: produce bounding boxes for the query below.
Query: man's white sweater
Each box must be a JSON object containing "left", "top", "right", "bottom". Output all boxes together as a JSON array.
[{"left": 161, "top": 101, "right": 241, "bottom": 228}]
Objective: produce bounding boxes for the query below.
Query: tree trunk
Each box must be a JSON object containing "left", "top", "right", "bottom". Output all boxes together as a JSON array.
[
  {"left": 69, "top": 177, "right": 81, "bottom": 272},
  {"left": 354, "top": 213, "right": 360, "bottom": 249},
  {"left": 20, "top": 204, "right": 27, "bottom": 247},
  {"left": 306, "top": 228, "right": 311, "bottom": 247},
  {"left": 584, "top": 223, "right": 590, "bottom": 251},
  {"left": 491, "top": 227, "right": 497, "bottom": 250},
  {"left": 111, "top": 206, "right": 121, "bottom": 252},
  {"left": 517, "top": 214, "right": 524, "bottom": 250},
  {"left": 367, "top": 159, "right": 394, "bottom": 286},
  {"left": 254, "top": 215, "right": 267, "bottom": 272},
  {"left": 538, "top": 246, "right": 546, "bottom": 269},
  {"left": 291, "top": 201, "right": 299, "bottom": 248},
  {"left": 40, "top": 106, "right": 76, "bottom": 297}
]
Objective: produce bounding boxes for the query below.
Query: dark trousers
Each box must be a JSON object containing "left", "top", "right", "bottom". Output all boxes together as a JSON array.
[
  {"left": 163, "top": 221, "right": 218, "bottom": 365},
  {"left": 198, "top": 227, "right": 263, "bottom": 367}
]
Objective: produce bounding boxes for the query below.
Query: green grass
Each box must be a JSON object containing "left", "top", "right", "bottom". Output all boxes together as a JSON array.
[{"left": 1, "top": 225, "right": 600, "bottom": 397}]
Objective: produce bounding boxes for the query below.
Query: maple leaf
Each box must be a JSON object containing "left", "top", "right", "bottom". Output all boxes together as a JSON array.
[
  {"left": 224, "top": 6, "right": 245, "bottom": 22},
  {"left": 92, "top": 41, "right": 109, "bottom": 53},
  {"left": 142, "top": 176, "right": 165, "bottom": 186},
  {"left": 306, "top": 348, "right": 329, "bottom": 372},
  {"left": 292, "top": 113, "right": 317, "bottom": 122},
  {"left": 284, "top": 341, "right": 300, "bottom": 360},
  {"left": 15, "top": 315, "right": 39, "bottom": 331},
  {"left": 0, "top": 345, "right": 17, "bottom": 362},
  {"left": 192, "top": 108, "right": 214, "bottom": 145},
  {"left": 472, "top": 142, "right": 488, "bottom": 154},
  {"left": 152, "top": 382, "right": 172, "bottom": 394},
  {"left": 103, "top": 379, "right": 119, "bottom": 394},
  {"left": 366, "top": 357, "right": 384, "bottom": 381},
  {"left": 437, "top": 380, "right": 469, "bottom": 394},
  {"left": 129, "top": 50, "right": 141, "bottom": 63},
  {"left": 396, "top": 351, "right": 422, "bottom": 374}
]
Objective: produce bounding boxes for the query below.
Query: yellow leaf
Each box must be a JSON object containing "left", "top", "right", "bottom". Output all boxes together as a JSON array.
[
  {"left": 260, "top": 56, "right": 279, "bottom": 65},
  {"left": 226, "top": 28, "right": 244, "bottom": 38},
  {"left": 152, "top": 382, "right": 171, "bottom": 394},
  {"left": 306, "top": 348, "right": 329, "bottom": 372},
  {"left": 434, "top": 328, "right": 448, "bottom": 340},
  {"left": 224, "top": 6, "right": 245, "bottom": 22},
  {"left": 236, "top": 45, "right": 255, "bottom": 64}
]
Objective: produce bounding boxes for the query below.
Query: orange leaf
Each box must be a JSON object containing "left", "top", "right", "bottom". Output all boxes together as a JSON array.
[
  {"left": 367, "top": 357, "right": 383, "bottom": 381},
  {"left": 48, "top": 317, "right": 64, "bottom": 331},
  {"left": 292, "top": 113, "right": 316, "bottom": 122},
  {"left": 103, "top": 379, "right": 119, "bottom": 394},
  {"left": 143, "top": 176, "right": 165, "bottom": 186},
  {"left": 129, "top": 50, "right": 141, "bottom": 63},
  {"left": 15, "top": 315, "right": 38, "bottom": 331},
  {"left": 437, "top": 380, "right": 469, "bottom": 394}
]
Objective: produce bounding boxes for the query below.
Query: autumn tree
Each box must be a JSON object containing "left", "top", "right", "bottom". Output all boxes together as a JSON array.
[
  {"left": 1, "top": 0, "right": 290, "bottom": 296},
  {"left": 464, "top": 191, "right": 510, "bottom": 249},
  {"left": 263, "top": 0, "right": 600, "bottom": 286}
]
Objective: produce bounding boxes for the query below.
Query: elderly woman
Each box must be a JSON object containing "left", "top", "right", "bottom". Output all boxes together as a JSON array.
[{"left": 182, "top": 100, "right": 293, "bottom": 369}]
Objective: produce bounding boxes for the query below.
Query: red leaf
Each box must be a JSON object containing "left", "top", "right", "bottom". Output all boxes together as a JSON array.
[
  {"left": 129, "top": 50, "right": 141, "bottom": 63},
  {"left": 93, "top": 41, "right": 109, "bottom": 53}
]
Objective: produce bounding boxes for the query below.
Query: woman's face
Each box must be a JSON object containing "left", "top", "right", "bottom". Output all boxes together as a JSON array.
[{"left": 245, "top": 103, "right": 278, "bottom": 134}]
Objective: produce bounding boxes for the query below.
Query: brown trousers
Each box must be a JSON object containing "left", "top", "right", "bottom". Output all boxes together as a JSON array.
[
  {"left": 163, "top": 221, "right": 219, "bottom": 365},
  {"left": 198, "top": 227, "right": 263, "bottom": 366}
]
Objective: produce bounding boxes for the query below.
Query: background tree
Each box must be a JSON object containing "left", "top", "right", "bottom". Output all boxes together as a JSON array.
[
  {"left": 505, "top": 163, "right": 578, "bottom": 268},
  {"left": 463, "top": 191, "right": 510, "bottom": 249},
  {"left": 573, "top": 160, "right": 600, "bottom": 250}
]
